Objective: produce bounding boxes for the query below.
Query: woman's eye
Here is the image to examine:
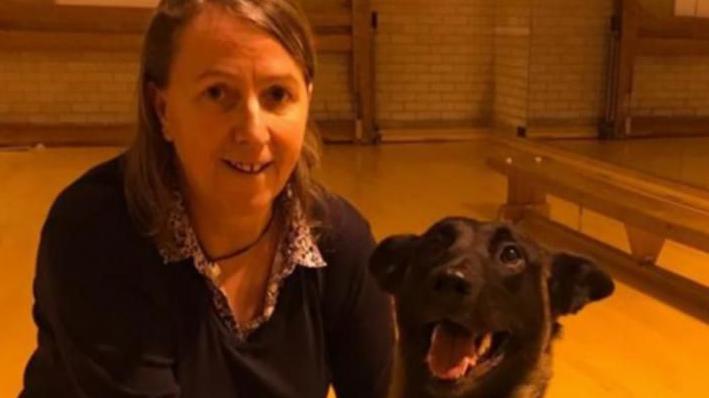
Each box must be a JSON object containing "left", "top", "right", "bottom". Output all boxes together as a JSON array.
[
  {"left": 205, "top": 85, "right": 226, "bottom": 102},
  {"left": 263, "top": 86, "right": 292, "bottom": 107}
]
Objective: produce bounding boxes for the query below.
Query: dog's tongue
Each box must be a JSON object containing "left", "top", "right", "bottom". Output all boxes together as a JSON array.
[{"left": 426, "top": 323, "right": 478, "bottom": 380}]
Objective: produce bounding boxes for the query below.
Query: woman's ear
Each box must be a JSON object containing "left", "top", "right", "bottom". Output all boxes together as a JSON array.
[
  {"left": 147, "top": 82, "right": 172, "bottom": 142},
  {"left": 306, "top": 83, "right": 314, "bottom": 100}
]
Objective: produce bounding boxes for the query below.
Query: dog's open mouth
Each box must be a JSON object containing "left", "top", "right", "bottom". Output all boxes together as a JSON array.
[{"left": 425, "top": 320, "right": 510, "bottom": 382}]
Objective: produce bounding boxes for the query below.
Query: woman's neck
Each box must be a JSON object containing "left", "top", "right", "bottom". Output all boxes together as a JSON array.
[{"left": 187, "top": 195, "right": 276, "bottom": 261}]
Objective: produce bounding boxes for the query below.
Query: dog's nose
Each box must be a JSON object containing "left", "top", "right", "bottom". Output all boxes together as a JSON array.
[{"left": 433, "top": 268, "right": 473, "bottom": 297}]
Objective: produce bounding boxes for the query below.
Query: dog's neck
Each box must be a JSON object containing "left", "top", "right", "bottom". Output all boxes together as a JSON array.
[{"left": 507, "top": 350, "right": 553, "bottom": 398}]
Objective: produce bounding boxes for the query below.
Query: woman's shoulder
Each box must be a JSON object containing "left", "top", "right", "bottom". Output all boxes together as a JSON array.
[
  {"left": 318, "top": 193, "right": 372, "bottom": 243},
  {"left": 47, "top": 154, "right": 127, "bottom": 227},
  {"left": 40, "top": 153, "right": 146, "bottom": 266},
  {"left": 39, "top": 153, "right": 164, "bottom": 292},
  {"left": 314, "top": 193, "right": 375, "bottom": 269}
]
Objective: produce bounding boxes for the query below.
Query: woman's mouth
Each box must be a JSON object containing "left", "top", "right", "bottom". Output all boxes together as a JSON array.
[{"left": 222, "top": 159, "right": 273, "bottom": 175}]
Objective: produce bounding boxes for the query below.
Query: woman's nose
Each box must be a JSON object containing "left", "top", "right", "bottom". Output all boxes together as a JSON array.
[{"left": 232, "top": 95, "right": 269, "bottom": 145}]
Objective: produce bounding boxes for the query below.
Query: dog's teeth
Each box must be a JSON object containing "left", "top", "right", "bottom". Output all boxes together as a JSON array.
[{"left": 477, "top": 333, "right": 492, "bottom": 356}]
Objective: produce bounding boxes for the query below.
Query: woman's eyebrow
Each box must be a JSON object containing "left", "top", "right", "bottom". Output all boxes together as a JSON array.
[
  {"left": 195, "top": 68, "right": 238, "bottom": 81},
  {"left": 195, "top": 68, "right": 300, "bottom": 86},
  {"left": 258, "top": 74, "right": 300, "bottom": 86}
]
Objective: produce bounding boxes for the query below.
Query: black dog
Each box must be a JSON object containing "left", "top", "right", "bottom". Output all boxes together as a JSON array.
[{"left": 369, "top": 217, "right": 614, "bottom": 398}]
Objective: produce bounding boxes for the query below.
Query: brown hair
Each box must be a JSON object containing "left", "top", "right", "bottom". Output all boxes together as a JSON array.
[{"left": 123, "top": 0, "right": 326, "bottom": 248}]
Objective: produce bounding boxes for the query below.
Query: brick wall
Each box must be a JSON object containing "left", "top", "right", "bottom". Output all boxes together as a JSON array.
[
  {"left": 0, "top": 0, "right": 356, "bottom": 126},
  {"left": 373, "top": 0, "right": 494, "bottom": 127},
  {"left": 2, "top": 0, "right": 709, "bottom": 136},
  {"left": 0, "top": 51, "right": 138, "bottom": 125},
  {"left": 632, "top": 56, "right": 709, "bottom": 117},
  {"left": 493, "top": 0, "right": 531, "bottom": 130},
  {"left": 527, "top": 0, "right": 612, "bottom": 127}
]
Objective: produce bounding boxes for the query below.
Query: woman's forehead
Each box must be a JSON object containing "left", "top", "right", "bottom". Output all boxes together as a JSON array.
[{"left": 172, "top": 6, "right": 302, "bottom": 83}]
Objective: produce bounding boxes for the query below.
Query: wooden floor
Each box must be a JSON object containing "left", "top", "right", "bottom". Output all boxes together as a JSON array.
[{"left": 1, "top": 141, "right": 708, "bottom": 397}]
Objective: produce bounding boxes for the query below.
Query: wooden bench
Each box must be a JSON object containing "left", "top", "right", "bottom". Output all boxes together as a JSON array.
[{"left": 487, "top": 150, "right": 709, "bottom": 322}]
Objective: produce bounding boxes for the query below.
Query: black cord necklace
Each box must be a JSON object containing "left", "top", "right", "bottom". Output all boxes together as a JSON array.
[{"left": 207, "top": 212, "right": 276, "bottom": 263}]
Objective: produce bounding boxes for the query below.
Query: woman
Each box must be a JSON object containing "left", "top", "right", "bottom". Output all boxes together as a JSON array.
[{"left": 20, "top": 0, "right": 394, "bottom": 397}]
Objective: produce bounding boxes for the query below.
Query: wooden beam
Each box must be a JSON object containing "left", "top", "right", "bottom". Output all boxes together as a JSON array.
[
  {"left": 637, "top": 38, "right": 709, "bottom": 56},
  {"left": 625, "top": 225, "right": 665, "bottom": 265},
  {"left": 314, "top": 34, "right": 352, "bottom": 53},
  {"left": 316, "top": 120, "right": 356, "bottom": 143},
  {"left": 639, "top": 15, "right": 709, "bottom": 41},
  {"left": 0, "top": 2, "right": 151, "bottom": 33},
  {"left": 352, "top": 0, "right": 375, "bottom": 143},
  {"left": 0, "top": 30, "right": 351, "bottom": 53},
  {"left": 487, "top": 155, "right": 709, "bottom": 254},
  {"left": 518, "top": 210, "right": 709, "bottom": 324},
  {"left": 0, "top": 123, "right": 133, "bottom": 147},
  {"left": 630, "top": 116, "right": 709, "bottom": 137},
  {"left": 0, "top": 29, "right": 142, "bottom": 52},
  {"left": 308, "top": 9, "right": 352, "bottom": 30},
  {"left": 500, "top": 171, "right": 549, "bottom": 222},
  {"left": 0, "top": 2, "right": 352, "bottom": 34},
  {"left": 613, "top": 0, "right": 640, "bottom": 138},
  {"left": 486, "top": 134, "right": 709, "bottom": 213}
]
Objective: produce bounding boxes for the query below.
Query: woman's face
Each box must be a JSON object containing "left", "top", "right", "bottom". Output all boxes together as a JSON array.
[{"left": 153, "top": 6, "right": 311, "bottom": 214}]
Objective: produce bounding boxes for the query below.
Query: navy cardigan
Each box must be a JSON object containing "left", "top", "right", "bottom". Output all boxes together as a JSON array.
[{"left": 21, "top": 155, "right": 394, "bottom": 398}]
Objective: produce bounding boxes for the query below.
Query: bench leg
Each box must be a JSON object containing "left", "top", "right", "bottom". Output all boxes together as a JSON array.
[
  {"left": 499, "top": 174, "right": 549, "bottom": 222},
  {"left": 625, "top": 224, "right": 665, "bottom": 266}
]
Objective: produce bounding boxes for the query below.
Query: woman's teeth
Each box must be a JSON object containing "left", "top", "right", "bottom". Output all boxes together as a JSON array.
[{"left": 225, "top": 160, "right": 270, "bottom": 174}]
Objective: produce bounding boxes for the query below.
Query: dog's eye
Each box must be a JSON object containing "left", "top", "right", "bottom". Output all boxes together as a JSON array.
[{"left": 497, "top": 244, "right": 525, "bottom": 270}]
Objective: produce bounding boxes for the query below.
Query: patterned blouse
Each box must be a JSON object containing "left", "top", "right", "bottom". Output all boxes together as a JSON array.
[{"left": 158, "top": 192, "right": 327, "bottom": 341}]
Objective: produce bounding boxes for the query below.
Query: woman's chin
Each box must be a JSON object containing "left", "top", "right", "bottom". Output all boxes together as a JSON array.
[{"left": 219, "top": 189, "right": 279, "bottom": 213}]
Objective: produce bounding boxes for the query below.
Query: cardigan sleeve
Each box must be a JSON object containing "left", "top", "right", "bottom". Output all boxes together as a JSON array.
[
  {"left": 21, "top": 182, "right": 179, "bottom": 398},
  {"left": 320, "top": 197, "right": 395, "bottom": 398}
]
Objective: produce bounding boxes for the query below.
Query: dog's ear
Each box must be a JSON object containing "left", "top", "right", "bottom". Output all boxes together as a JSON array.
[
  {"left": 369, "top": 234, "right": 418, "bottom": 294},
  {"left": 548, "top": 253, "right": 615, "bottom": 317}
]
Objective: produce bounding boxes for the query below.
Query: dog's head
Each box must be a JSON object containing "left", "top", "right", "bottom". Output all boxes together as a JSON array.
[{"left": 370, "top": 217, "right": 614, "bottom": 398}]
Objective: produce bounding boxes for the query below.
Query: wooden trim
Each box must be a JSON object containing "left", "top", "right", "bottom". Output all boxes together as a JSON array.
[
  {"left": 380, "top": 127, "right": 492, "bottom": 142},
  {"left": 0, "top": 3, "right": 357, "bottom": 54},
  {"left": 314, "top": 34, "right": 352, "bottom": 53},
  {"left": 0, "top": 2, "right": 152, "bottom": 33},
  {"left": 309, "top": 10, "right": 352, "bottom": 30},
  {"left": 0, "top": 2, "right": 353, "bottom": 34},
  {"left": 637, "top": 38, "right": 709, "bottom": 56},
  {"left": 639, "top": 15, "right": 709, "bottom": 41},
  {"left": 0, "top": 123, "right": 133, "bottom": 147},
  {"left": 0, "top": 29, "right": 143, "bottom": 52},
  {"left": 352, "top": 0, "right": 375, "bottom": 143},
  {"left": 518, "top": 211, "right": 709, "bottom": 323},
  {"left": 614, "top": 0, "right": 640, "bottom": 138},
  {"left": 630, "top": 116, "right": 709, "bottom": 137},
  {"left": 315, "top": 120, "right": 356, "bottom": 143},
  {"left": 0, "top": 29, "right": 352, "bottom": 53},
  {"left": 0, "top": 120, "right": 361, "bottom": 147},
  {"left": 525, "top": 120, "right": 600, "bottom": 139}
]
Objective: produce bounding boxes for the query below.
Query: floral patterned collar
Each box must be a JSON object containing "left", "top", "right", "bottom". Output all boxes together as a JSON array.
[{"left": 157, "top": 191, "right": 327, "bottom": 340}]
